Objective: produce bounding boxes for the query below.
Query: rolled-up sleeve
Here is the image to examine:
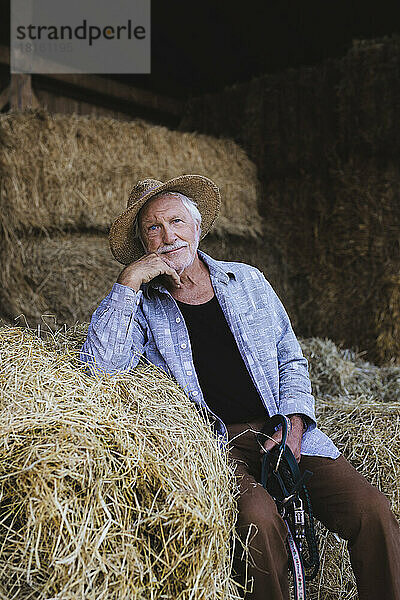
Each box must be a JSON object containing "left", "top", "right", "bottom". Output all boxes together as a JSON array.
[{"left": 80, "top": 283, "right": 146, "bottom": 375}]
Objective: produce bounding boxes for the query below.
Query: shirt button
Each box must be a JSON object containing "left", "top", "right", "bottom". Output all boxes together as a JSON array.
[
  {"left": 180, "top": 342, "right": 187, "bottom": 349},
  {"left": 176, "top": 317, "right": 181, "bottom": 323},
  {"left": 192, "top": 390, "right": 198, "bottom": 396},
  {"left": 187, "top": 370, "right": 192, "bottom": 376}
]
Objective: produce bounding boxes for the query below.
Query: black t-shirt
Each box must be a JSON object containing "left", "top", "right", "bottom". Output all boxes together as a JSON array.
[{"left": 176, "top": 295, "right": 266, "bottom": 424}]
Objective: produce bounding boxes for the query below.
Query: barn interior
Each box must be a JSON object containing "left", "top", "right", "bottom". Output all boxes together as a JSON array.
[
  {"left": 0, "top": 2, "right": 400, "bottom": 598},
  {"left": 1, "top": 0, "right": 400, "bottom": 364}
]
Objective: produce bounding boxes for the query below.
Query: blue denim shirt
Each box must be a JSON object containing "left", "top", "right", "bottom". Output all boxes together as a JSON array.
[{"left": 80, "top": 250, "right": 340, "bottom": 458}]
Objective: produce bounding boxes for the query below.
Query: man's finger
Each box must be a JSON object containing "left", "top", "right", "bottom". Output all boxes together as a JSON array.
[
  {"left": 165, "top": 266, "right": 181, "bottom": 287},
  {"left": 261, "top": 431, "right": 282, "bottom": 453},
  {"left": 156, "top": 256, "right": 181, "bottom": 286},
  {"left": 286, "top": 435, "right": 302, "bottom": 463}
]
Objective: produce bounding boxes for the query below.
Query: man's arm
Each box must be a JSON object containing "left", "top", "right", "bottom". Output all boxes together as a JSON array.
[
  {"left": 79, "top": 283, "right": 146, "bottom": 375},
  {"left": 80, "top": 252, "right": 182, "bottom": 376},
  {"left": 253, "top": 269, "right": 316, "bottom": 459}
]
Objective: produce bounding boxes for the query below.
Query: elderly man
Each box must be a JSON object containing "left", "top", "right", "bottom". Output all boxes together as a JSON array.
[{"left": 80, "top": 175, "right": 400, "bottom": 600}]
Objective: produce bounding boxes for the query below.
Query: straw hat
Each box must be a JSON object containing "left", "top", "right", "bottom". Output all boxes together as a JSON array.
[{"left": 109, "top": 174, "right": 221, "bottom": 265}]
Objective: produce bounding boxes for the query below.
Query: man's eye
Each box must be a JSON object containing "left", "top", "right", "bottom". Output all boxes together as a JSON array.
[
  {"left": 149, "top": 225, "right": 158, "bottom": 231},
  {"left": 173, "top": 218, "right": 182, "bottom": 223}
]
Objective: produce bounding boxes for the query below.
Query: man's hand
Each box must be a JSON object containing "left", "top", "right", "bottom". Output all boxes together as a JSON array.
[
  {"left": 261, "top": 415, "right": 305, "bottom": 463},
  {"left": 117, "top": 252, "right": 182, "bottom": 292}
]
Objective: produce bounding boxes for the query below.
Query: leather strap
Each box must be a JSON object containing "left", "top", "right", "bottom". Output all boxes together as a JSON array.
[{"left": 257, "top": 414, "right": 320, "bottom": 596}]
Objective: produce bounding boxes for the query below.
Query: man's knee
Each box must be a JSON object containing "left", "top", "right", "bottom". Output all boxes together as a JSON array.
[
  {"left": 307, "top": 456, "right": 395, "bottom": 539},
  {"left": 339, "top": 482, "right": 393, "bottom": 540},
  {"left": 352, "top": 481, "right": 391, "bottom": 517},
  {"left": 359, "top": 485, "right": 393, "bottom": 525}
]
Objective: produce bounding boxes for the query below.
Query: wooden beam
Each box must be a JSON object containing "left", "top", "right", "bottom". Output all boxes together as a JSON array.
[
  {"left": 10, "top": 74, "right": 40, "bottom": 110},
  {"left": 0, "top": 84, "right": 10, "bottom": 111},
  {"left": 0, "top": 45, "right": 9, "bottom": 65},
  {"left": 37, "top": 73, "right": 183, "bottom": 116},
  {"left": 0, "top": 45, "right": 183, "bottom": 117}
]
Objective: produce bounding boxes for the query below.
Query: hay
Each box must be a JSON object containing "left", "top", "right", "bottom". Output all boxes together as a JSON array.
[
  {"left": 0, "top": 326, "right": 240, "bottom": 599},
  {"left": 0, "top": 232, "right": 281, "bottom": 330},
  {"left": 337, "top": 37, "right": 400, "bottom": 158},
  {"left": 1, "top": 234, "right": 120, "bottom": 326},
  {"left": 1, "top": 324, "right": 398, "bottom": 599},
  {"left": 181, "top": 63, "right": 340, "bottom": 180},
  {"left": 308, "top": 398, "right": 400, "bottom": 600},
  {"left": 300, "top": 337, "right": 400, "bottom": 402},
  {"left": 0, "top": 109, "right": 264, "bottom": 326},
  {"left": 263, "top": 160, "right": 400, "bottom": 364},
  {"left": 181, "top": 35, "right": 400, "bottom": 181},
  {"left": 0, "top": 110, "right": 261, "bottom": 239},
  {"left": 180, "top": 35, "right": 400, "bottom": 364},
  {"left": 299, "top": 337, "right": 400, "bottom": 599}
]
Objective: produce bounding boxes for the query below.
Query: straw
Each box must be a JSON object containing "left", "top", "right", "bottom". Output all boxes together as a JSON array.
[
  {"left": 1, "top": 325, "right": 399, "bottom": 599},
  {"left": 181, "top": 35, "right": 400, "bottom": 365},
  {"left": 0, "top": 110, "right": 261, "bottom": 239},
  {"left": 0, "top": 109, "right": 263, "bottom": 326},
  {"left": 300, "top": 338, "right": 400, "bottom": 599},
  {"left": 0, "top": 230, "right": 274, "bottom": 332},
  {"left": 0, "top": 326, "right": 241, "bottom": 600}
]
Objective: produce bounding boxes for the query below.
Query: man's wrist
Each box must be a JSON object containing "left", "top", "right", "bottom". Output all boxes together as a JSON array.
[
  {"left": 116, "top": 273, "right": 142, "bottom": 292},
  {"left": 289, "top": 414, "right": 308, "bottom": 433}
]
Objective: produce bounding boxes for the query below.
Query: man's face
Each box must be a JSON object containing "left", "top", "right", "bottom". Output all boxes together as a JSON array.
[{"left": 139, "top": 194, "right": 201, "bottom": 274}]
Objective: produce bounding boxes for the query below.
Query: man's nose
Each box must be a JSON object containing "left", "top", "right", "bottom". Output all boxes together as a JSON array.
[{"left": 162, "top": 224, "right": 176, "bottom": 244}]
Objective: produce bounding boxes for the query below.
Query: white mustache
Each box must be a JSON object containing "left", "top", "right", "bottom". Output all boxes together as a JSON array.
[{"left": 158, "top": 241, "right": 188, "bottom": 254}]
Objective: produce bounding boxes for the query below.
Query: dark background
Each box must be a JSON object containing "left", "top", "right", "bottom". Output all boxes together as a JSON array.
[{"left": 1, "top": 0, "right": 400, "bottom": 99}]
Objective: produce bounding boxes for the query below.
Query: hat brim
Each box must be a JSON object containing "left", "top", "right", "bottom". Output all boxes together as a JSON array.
[{"left": 109, "top": 174, "right": 221, "bottom": 265}]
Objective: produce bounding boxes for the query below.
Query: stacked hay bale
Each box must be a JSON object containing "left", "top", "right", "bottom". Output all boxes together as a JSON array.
[
  {"left": 264, "top": 158, "right": 400, "bottom": 366},
  {"left": 180, "top": 35, "right": 400, "bottom": 365},
  {"left": 0, "top": 110, "right": 264, "bottom": 328},
  {"left": 0, "top": 325, "right": 241, "bottom": 599}
]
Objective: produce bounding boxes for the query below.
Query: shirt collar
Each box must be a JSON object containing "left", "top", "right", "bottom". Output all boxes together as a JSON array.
[
  {"left": 197, "top": 249, "right": 236, "bottom": 284},
  {"left": 143, "top": 249, "right": 235, "bottom": 297}
]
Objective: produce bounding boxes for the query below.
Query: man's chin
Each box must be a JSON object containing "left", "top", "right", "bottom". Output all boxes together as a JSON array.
[
  {"left": 163, "top": 258, "right": 186, "bottom": 274},
  {"left": 159, "top": 253, "right": 177, "bottom": 267},
  {"left": 160, "top": 248, "right": 188, "bottom": 268},
  {"left": 159, "top": 244, "right": 199, "bottom": 275}
]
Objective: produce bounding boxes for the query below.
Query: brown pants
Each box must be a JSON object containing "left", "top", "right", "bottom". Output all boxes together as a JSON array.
[{"left": 228, "top": 418, "right": 400, "bottom": 600}]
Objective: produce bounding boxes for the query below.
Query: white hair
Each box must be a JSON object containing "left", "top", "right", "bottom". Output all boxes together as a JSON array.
[{"left": 133, "top": 191, "right": 202, "bottom": 244}]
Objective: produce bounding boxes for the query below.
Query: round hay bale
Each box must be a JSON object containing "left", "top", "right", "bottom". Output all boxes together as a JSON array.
[{"left": 0, "top": 327, "right": 240, "bottom": 599}]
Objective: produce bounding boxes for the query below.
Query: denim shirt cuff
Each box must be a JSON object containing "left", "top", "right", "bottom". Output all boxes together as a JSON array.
[
  {"left": 279, "top": 400, "right": 316, "bottom": 430},
  {"left": 109, "top": 282, "right": 142, "bottom": 308}
]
